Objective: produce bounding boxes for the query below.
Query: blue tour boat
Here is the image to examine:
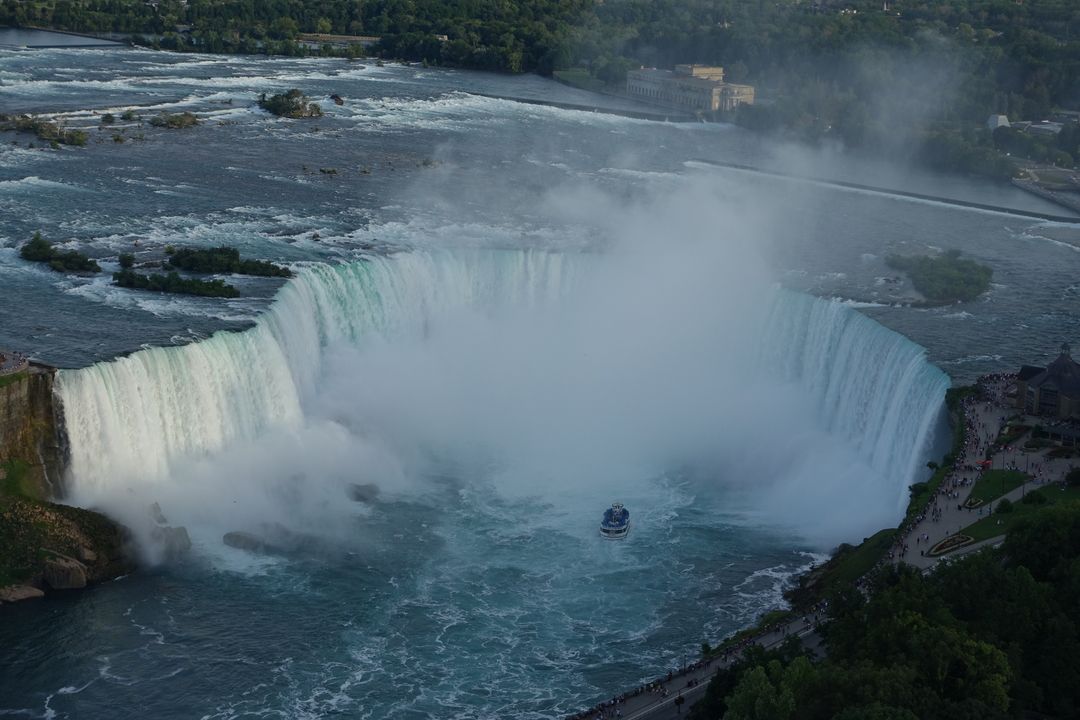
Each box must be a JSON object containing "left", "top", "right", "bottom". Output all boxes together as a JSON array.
[{"left": 600, "top": 502, "right": 630, "bottom": 540}]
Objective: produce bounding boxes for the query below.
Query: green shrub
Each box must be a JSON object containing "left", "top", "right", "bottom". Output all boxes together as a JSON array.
[
  {"left": 150, "top": 112, "right": 199, "bottom": 129},
  {"left": 996, "top": 498, "right": 1015, "bottom": 514},
  {"left": 19, "top": 232, "right": 101, "bottom": 273},
  {"left": 112, "top": 269, "right": 240, "bottom": 298},
  {"left": 257, "top": 89, "right": 324, "bottom": 118},
  {"left": 118, "top": 253, "right": 136, "bottom": 269},
  {"left": 102, "top": 113, "right": 115, "bottom": 123},
  {"left": 64, "top": 129, "right": 88, "bottom": 146},
  {"left": 121, "top": 110, "right": 136, "bottom": 120},
  {"left": 1022, "top": 489, "right": 1048, "bottom": 505},
  {"left": 167, "top": 246, "right": 292, "bottom": 277}
]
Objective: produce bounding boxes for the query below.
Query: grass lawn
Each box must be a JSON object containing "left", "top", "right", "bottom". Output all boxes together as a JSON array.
[
  {"left": 1039, "top": 172, "right": 1070, "bottom": 184},
  {"left": 818, "top": 528, "right": 896, "bottom": 589},
  {"left": 967, "top": 469, "right": 1029, "bottom": 505},
  {"left": 0, "top": 371, "right": 28, "bottom": 391},
  {"left": 955, "top": 487, "right": 1080, "bottom": 546},
  {"left": 553, "top": 69, "right": 606, "bottom": 92}
]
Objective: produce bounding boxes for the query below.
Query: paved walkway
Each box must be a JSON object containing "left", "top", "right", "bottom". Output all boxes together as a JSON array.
[
  {"left": 567, "top": 614, "right": 826, "bottom": 720},
  {"left": 890, "top": 373, "right": 1076, "bottom": 571}
]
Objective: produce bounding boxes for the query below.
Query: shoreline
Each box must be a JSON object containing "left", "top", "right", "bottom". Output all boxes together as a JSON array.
[{"left": 691, "top": 159, "right": 1080, "bottom": 224}]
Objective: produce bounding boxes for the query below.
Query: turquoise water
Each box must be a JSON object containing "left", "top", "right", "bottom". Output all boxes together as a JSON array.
[{"left": 0, "top": 48, "right": 1076, "bottom": 719}]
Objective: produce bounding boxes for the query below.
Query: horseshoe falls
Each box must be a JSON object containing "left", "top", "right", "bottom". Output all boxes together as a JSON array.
[{"left": 57, "top": 248, "right": 948, "bottom": 545}]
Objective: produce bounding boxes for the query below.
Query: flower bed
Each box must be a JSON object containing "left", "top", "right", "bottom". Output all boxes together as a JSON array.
[
  {"left": 928, "top": 534, "right": 974, "bottom": 557},
  {"left": 964, "top": 497, "right": 984, "bottom": 509}
]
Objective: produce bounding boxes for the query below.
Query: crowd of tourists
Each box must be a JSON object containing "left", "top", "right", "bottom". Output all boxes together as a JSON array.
[{"left": 0, "top": 348, "right": 29, "bottom": 376}]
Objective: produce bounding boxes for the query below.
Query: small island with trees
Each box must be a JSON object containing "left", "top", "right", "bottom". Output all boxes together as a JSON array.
[
  {"left": 165, "top": 245, "right": 293, "bottom": 277},
  {"left": 19, "top": 233, "right": 101, "bottom": 273},
  {"left": 257, "top": 89, "right": 323, "bottom": 118},
  {"left": 17, "top": 233, "right": 292, "bottom": 298},
  {"left": 885, "top": 250, "right": 993, "bottom": 303},
  {"left": 111, "top": 269, "right": 241, "bottom": 298}
]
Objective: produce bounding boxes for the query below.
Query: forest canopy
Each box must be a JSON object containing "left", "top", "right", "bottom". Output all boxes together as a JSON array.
[{"left": 687, "top": 501, "right": 1080, "bottom": 720}]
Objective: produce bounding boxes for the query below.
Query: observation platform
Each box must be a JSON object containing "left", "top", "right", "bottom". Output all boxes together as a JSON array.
[{"left": 0, "top": 349, "right": 29, "bottom": 376}]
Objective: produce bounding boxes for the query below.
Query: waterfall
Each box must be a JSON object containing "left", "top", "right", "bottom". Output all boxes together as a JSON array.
[
  {"left": 57, "top": 250, "right": 580, "bottom": 492},
  {"left": 757, "top": 290, "right": 950, "bottom": 505},
  {"left": 57, "top": 250, "right": 947, "bottom": 513}
]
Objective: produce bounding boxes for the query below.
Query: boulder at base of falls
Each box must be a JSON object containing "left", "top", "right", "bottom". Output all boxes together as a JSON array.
[
  {"left": 43, "top": 556, "right": 87, "bottom": 589},
  {"left": 347, "top": 483, "right": 381, "bottom": 503},
  {"left": 223, "top": 531, "right": 266, "bottom": 553},
  {"left": 0, "top": 585, "right": 45, "bottom": 602},
  {"left": 151, "top": 525, "right": 192, "bottom": 561}
]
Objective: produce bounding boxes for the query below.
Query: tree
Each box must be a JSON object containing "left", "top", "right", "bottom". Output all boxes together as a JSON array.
[{"left": 258, "top": 89, "right": 323, "bottom": 118}]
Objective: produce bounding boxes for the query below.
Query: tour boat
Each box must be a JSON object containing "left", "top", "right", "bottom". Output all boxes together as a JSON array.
[{"left": 600, "top": 502, "right": 630, "bottom": 540}]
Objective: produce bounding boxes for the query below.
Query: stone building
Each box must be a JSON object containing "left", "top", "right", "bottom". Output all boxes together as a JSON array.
[
  {"left": 1015, "top": 342, "right": 1080, "bottom": 418},
  {"left": 626, "top": 64, "right": 754, "bottom": 112}
]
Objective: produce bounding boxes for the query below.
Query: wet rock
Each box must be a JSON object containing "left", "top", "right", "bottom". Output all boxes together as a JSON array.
[
  {"left": 330, "top": 94, "right": 344, "bottom": 106},
  {"left": 152, "top": 525, "right": 191, "bottom": 561},
  {"left": 0, "top": 584, "right": 45, "bottom": 602},
  {"left": 258, "top": 522, "right": 298, "bottom": 552},
  {"left": 148, "top": 502, "right": 168, "bottom": 525},
  {"left": 223, "top": 531, "right": 266, "bottom": 553},
  {"left": 44, "top": 557, "right": 87, "bottom": 589},
  {"left": 347, "top": 483, "right": 381, "bottom": 503},
  {"left": 163, "top": 526, "right": 191, "bottom": 556}
]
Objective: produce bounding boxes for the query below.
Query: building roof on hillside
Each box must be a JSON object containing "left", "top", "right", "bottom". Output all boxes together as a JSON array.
[
  {"left": 1018, "top": 364, "right": 1046, "bottom": 382},
  {"left": 1028, "top": 343, "right": 1080, "bottom": 396},
  {"left": 629, "top": 68, "right": 723, "bottom": 89}
]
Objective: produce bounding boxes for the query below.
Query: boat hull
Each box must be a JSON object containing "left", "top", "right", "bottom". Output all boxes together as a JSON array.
[{"left": 600, "top": 522, "right": 629, "bottom": 540}]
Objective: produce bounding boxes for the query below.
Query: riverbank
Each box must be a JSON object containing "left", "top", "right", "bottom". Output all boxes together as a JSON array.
[
  {"left": 691, "top": 159, "right": 1080, "bottom": 224},
  {"left": 0, "top": 26, "right": 127, "bottom": 49},
  {"left": 576, "top": 369, "right": 1072, "bottom": 718}
]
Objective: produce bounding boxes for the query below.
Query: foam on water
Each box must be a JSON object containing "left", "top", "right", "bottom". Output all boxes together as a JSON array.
[{"left": 58, "top": 248, "right": 947, "bottom": 553}]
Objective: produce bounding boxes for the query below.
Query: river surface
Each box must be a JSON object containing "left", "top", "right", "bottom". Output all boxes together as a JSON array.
[{"left": 1, "top": 45, "right": 1079, "bottom": 720}]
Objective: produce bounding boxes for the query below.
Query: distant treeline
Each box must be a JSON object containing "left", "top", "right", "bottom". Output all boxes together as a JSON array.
[
  {"left": 687, "top": 502, "right": 1080, "bottom": 720},
  {"left": 5, "top": 0, "right": 1080, "bottom": 178},
  {"left": 1, "top": 0, "right": 589, "bottom": 72},
  {"left": 886, "top": 250, "right": 993, "bottom": 302}
]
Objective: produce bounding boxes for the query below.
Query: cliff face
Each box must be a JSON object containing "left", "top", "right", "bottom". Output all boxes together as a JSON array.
[
  {"left": 0, "top": 364, "right": 64, "bottom": 499},
  {"left": 0, "top": 365, "right": 137, "bottom": 596}
]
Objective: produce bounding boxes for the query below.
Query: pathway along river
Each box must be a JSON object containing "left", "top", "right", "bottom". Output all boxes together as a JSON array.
[{"left": 1, "top": 46, "right": 1079, "bottom": 720}]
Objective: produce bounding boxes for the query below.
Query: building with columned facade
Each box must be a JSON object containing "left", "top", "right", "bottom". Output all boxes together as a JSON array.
[{"left": 626, "top": 65, "right": 754, "bottom": 112}]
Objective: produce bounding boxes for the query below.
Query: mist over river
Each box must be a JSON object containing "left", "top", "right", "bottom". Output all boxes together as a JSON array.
[{"left": 2, "top": 44, "right": 1080, "bottom": 719}]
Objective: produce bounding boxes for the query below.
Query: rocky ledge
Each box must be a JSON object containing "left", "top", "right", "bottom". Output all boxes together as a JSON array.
[{"left": 0, "top": 492, "right": 136, "bottom": 605}]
